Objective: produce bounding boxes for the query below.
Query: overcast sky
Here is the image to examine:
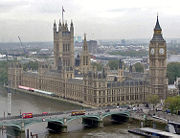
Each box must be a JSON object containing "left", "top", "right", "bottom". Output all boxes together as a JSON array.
[{"left": 0, "top": 0, "right": 180, "bottom": 42}]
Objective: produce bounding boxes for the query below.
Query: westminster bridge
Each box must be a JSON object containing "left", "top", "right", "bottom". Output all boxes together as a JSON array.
[{"left": 0, "top": 108, "right": 129, "bottom": 133}]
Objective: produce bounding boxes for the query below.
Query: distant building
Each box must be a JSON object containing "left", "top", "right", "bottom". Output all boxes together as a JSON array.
[
  {"left": 87, "top": 40, "right": 98, "bottom": 54},
  {"left": 75, "top": 40, "right": 98, "bottom": 54},
  {"left": 168, "top": 85, "right": 178, "bottom": 97},
  {"left": 175, "top": 77, "right": 180, "bottom": 95},
  {"left": 77, "top": 36, "right": 82, "bottom": 42},
  {"left": 121, "top": 39, "right": 126, "bottom": 46}
]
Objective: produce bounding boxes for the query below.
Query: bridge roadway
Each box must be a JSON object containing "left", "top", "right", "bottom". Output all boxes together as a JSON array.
[{"left": 0, "top": 107, "right": 129, "bottom": 133}]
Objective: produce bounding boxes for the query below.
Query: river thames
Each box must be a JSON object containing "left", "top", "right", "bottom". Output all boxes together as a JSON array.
[{"left": 0, "top": 88, "right": 142, "bottom": 138}]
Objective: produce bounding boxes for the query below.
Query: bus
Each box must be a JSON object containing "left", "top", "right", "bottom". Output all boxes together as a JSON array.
[
  {"left": 22, "top": 113, "right": 33, "bottom": 119},
  {"left": 71, "top": 110, "right": 85, "bottom": 116},
  {"left": 18, "top": 85, "right": 34, "bottom": 92}
]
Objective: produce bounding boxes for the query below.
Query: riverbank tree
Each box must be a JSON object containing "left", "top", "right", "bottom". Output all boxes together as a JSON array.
[
  {"left": 146, "top": 94, "right": 160, "bottom": 110},
  {"left": 164, "top": 96, "right": 180, "bottom": 114},
  {"left": 167, "top": 62, "right": 180, "bottom": 84},
  {"left": 0, "top": 61, "right": 8, "bottom": 85}
]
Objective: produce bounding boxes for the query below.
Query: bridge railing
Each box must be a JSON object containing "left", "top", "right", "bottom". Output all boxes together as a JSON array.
[{"left": 0, "top": 107, "right": 122, "bottom": 121}]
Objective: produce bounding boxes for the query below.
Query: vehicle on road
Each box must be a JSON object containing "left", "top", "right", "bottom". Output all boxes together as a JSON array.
[
  {"left": 177, "top": 110, "right": 180, "bottom": 115},
  {"left": 22, "top": 113, "right": 33, "bottom": 119},
  {"left": 156, "top": 108, "right": 162, "bottom": 111},
  {"left": 165, "top": 109, "right": 171, "bottom": 113},
  {"left": 42, "top": 112, "right": 48, "bottom": 115},
  {"left": 105, "top": 109, "right": 110, "bottom": 112},
  {"left": 71, "top": 110, "right": 85, "bottom": 116}
]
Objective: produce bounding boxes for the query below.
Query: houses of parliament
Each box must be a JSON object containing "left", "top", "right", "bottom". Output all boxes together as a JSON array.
[{"left": 8, "top": 15, "right": 168, "bottom": 107}]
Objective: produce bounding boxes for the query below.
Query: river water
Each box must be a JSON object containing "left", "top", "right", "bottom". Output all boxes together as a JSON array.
[{"left": 0, "top": 88, "right": 142, "bottom": 138}]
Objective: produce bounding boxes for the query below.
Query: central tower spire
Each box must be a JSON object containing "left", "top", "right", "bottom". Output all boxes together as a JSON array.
[
  {"left": 154, "top": 16, "right": 162, "bottom": 31},
  {"left": 151, "top": 16, "right": 164, "bottom": 42}
]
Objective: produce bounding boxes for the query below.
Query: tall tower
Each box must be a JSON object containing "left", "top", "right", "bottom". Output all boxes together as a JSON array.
[
  {"left": 80, "top": 34, "right": 91, "bottom": 73},
  {"left": 149, "top": 16, "right": 168, "bottom": 99},
  {"left": 117, "top": 59, "right": 124, "bottom": 82},
  {"left": 53, "top": 20, "right": 74, "bottom": 70}
]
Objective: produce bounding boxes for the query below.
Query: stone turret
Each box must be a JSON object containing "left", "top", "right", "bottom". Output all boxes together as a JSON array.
[
  {"left": 70, "top": 20, "right": 74, "bottom": 36},
  {"left": 8, "top": 62, "right": 23, "bottom": 88},
  {"left": 58, "top": 19, "right": 61, "bottom": 32},
  {"left": 53, "top": 19, "right": 74, "bottom": 73},
  {"left": 38, "top": 62, "right": 49, "bottom": 74},
  {"left": 80, "top": 34, "right": 91, "bottom": 73},
  {"left": 117, "top": 59, "right": 124, "bottom": 82}
]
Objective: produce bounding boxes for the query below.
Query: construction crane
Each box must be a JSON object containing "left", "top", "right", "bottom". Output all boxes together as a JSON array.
[
  {"left": 5, "top": 50, "right": 8, "bottom": 61},
  {"left": 18, "top": 36, "right": 28, "bottom": 56}
]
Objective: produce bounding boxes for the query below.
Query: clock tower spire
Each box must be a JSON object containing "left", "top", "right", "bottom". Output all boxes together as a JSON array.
[{"left": 149, "top": 16, "right": 168, "bottom": 99}]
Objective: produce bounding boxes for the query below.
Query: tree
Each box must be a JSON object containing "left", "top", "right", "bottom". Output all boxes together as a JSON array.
[
  {"left": 23, "top": 61, "right": 38, "bottom": 71},
  {"left": 91, "top": 62, "right": 103, "bottom": 71},
  {"left": 134, "top": 62, "right": 144, "bottom": 73},
  {"left": 0, "top": 61, "right": 8, "bottom": 85},
  {"left": 167, "top": 62, "right": 180, "bottom": 84},
  {"left": 146, "top": 94, "right": 160, "bottom": 109},
  {"left": 107, "top": 60, "right": 119, "bottom": 70},
  {"left": 165, "top": 96, "right": 180, "bottom": 114}
]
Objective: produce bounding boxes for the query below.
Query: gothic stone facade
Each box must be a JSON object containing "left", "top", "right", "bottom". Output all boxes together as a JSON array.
[{"left": 8, "top": 17, "right": 167, "bottom": 107}]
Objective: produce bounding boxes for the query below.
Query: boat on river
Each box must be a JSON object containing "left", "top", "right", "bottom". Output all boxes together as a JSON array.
[{"left": 128, "top": 127, "right": 179, "bottom": 137}]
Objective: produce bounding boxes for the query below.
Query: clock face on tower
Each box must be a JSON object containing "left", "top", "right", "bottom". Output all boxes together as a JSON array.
[
  {"left": 151, "top": 48, "right": 155, "bottom": 55},
  {"left": 159, "top": 48, "right": 164, "bottom": 55}
]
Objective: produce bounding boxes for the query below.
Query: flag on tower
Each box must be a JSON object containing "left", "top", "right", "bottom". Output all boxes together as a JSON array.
[
  {"left": 62, "top": 6, "right": 65, "bottom": 23},
  {"left": 62, "top": 6, "right": 65, "bottom": 12}
]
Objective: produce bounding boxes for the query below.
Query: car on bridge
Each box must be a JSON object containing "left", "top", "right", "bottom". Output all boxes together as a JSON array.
[
  {"left": 42, "top": 112, "right": 48, "bottom": 115},
  {"left": 105, "top": 109, "right": 110, "bottom": 112},
  {"left": 71, "top": 110, "right": 85, "bottom": 116}
]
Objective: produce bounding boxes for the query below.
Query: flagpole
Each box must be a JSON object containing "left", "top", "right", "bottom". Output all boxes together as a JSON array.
[{"left": 62, "top": 6, "right": 64, "bottom": 24}]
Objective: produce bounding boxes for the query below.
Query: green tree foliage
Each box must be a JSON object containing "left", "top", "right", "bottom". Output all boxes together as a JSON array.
[
  {"left": 134, "top": 62, "right": 144, "bottom": 73},
  {"left": 146, "top": 94, "right": 159, "bottom": 108},
  {"left": 165, "top": 96, "right": 180, "bottom": 114},
  {"left": 23, "top": 61, "right": 38, "bottom": 71},
  {"left": 107, "top": 60, "right": 119, "bottom": 70},
  {"left": 0, "top": 61, "right": 8, "bottom": 85},
  {"left": 167, "top": 62, "right": 180, "bottom": 84},
  {"left": 91, "top": 62, "right": 103, "bottom": 71}
]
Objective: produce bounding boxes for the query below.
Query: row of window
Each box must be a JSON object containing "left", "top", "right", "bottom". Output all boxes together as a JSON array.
[
  {"left": 63, "top": 44, "right": 70, "bottom": 52},
  {"left": 83, "top": 56, "right": 88, "bottom": 65},
  {"left": 98, "top": 95, "right": 142, "bottom": 103}
]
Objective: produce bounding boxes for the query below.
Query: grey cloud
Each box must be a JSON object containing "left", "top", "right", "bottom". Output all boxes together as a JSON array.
[
  {"left": 0, "top": 0, "right": 29, "bottom": 13},
  {"left": 28, "top": 0, "right": 76, "bottom": 14},
  {"left": 108, "top": 8, "right": 143, "bottom": 13}
]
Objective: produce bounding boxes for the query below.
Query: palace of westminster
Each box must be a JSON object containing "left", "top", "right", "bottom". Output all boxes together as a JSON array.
[{"left": 8, "top": 14, "right": 170, "bottom": 107}]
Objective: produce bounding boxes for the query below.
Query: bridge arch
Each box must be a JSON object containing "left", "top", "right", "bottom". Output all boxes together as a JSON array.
[
  {"left": 66, "top": 116, "right": 83, "bottom": 124},
  {"left": 46, "top": 119, "right": 65, "bottom": 132},
  {"left": 82, "top": 115, "right": 100, "bottom": 127},
  {"left": 65, "top": 115, "right": 100, "bottom": 125},
  {"left": 102, "top": 112, "right": 129, "bottom": 123},
  {"left": 3, "top": 124, "right": 21, "bottom": 130},
  {"left": 83, "top": 115, "right": 100, "bottom": 120}
]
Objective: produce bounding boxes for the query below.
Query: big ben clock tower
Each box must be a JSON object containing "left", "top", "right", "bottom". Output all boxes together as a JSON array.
[{"left": 149, "top": 16, "right": 168, "bottom": 99}]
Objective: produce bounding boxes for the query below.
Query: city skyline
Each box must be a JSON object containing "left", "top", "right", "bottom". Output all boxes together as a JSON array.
[{"left": 0, "top": 0, "right": 180, "bottom": 42}]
